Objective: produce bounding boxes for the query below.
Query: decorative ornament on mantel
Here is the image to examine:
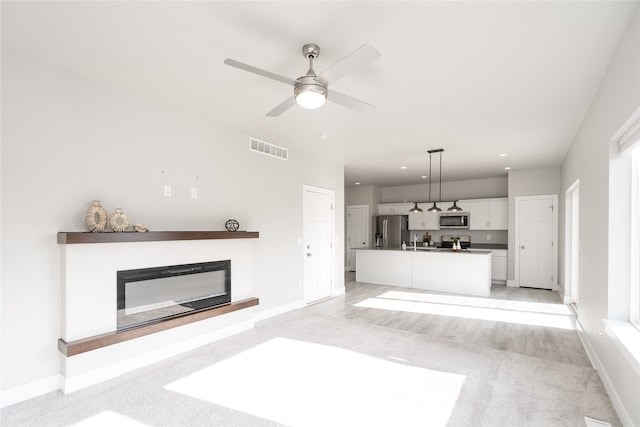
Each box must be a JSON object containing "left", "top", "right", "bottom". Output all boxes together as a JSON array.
[
  {"left": 225, "top": 219, "right": 240, "bottom": 232},
  {"left": 109, "top": 208, "right": 129, "bottom": 232},
  {"left": 133, "top": 224, "right": 149, "bottom": 232},
  {"left": 85, "top": 200, "right": 107, "bottom": 232}
]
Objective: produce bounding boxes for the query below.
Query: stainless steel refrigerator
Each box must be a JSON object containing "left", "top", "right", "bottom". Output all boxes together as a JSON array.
[{"left": 375, "top": 215, "right": 410, "bottom": 248}]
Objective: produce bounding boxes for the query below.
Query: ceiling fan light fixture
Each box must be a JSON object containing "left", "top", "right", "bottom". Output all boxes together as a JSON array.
[
  {"left": 295, "top": 89, "right": 326, "bottom": 109},
  {"left": 294, "top": 76, "right": 327, "bottom": 110},
  {"left": 293, "top": 67, "right": 327, "bottom": 110}
]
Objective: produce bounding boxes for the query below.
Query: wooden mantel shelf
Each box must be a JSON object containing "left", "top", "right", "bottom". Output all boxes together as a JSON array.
[
  {"left": 58, "top": 297, "right": 259, "bottom": 356},
  {"left": 57, "top": 230, "right": 259, "bottom": 244}
]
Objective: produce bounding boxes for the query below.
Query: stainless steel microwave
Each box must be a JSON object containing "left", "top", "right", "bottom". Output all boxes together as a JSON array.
[{"left": 439, "top": 212, "right": 470, "bottom": 228}]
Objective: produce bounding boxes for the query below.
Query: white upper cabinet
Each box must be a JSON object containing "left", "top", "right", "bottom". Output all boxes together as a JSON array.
[
  {"left": 408, "top": 208, "right": 424, "bottom": 229},
  {"left": 458, "top": 198, "right": 508, "bottom": 230},
  {"left": 408, "top": 204, "right": 439, "bottom": 230},
  {"left": 424, "top": 211, "right": 440, "bottom": 230},
  {"left": 487, "top": 199, "right": 508, "bottom": 229},
  {"left": 378, "top": 203, "right": 412, "bottom": 215}
]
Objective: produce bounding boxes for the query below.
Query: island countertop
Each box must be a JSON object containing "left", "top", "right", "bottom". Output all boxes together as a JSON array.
[
  {"left": 356, "top": 247, "right": 492, "bottom": 255},
  {"left": 356, "top": 247, "right": 491, "bottom": 296}
]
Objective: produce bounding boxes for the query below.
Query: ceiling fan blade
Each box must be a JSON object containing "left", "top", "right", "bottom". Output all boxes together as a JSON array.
[
  {"left": 266, "top": 96, "right": 297, "bottom": 117},
  {"left": 318, "top": 44, "right": 380, "bottom": 84},
  {"left": 327, "top": 90, "right": 375, "bottom": 114},
  {"left": 224, "top": 58, "right": 297, "bottom": 86}
]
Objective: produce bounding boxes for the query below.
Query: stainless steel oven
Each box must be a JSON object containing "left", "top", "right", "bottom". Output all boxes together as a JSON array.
[{"left": 439, "top": 212, "right": 469, "bottom": 229}]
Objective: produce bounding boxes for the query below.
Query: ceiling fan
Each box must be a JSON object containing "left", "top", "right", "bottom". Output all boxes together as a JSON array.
[{"left": 224, "top": 43, "right": 380, "bottom": 117}]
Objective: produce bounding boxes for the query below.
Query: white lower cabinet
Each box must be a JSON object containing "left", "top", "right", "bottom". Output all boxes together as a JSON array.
[{"left": 491, "top": 249, "right": 507, "bottom": 283}]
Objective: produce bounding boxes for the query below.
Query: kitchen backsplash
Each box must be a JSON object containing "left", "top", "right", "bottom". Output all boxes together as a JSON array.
[{"left": 408, "top": 229, "right": 508, "bottom": 245}]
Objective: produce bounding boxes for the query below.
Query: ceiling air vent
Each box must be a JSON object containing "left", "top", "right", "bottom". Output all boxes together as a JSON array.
[{"left": 249, "top": 137, "right": 288, "bottom": 161}]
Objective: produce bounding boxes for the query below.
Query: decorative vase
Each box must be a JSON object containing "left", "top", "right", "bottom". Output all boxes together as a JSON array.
[
  {"left": 225, "top": 219, "right": 239, "bottom": 232},
  {"left": 85, "top": 200, "right": 107, "bottom": 232},
  {"left": 109, "top": 208, "right": 129, "bottom": 232}
]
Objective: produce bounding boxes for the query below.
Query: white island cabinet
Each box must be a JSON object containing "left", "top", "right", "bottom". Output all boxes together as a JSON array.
[{"left": 356, "top": 248, "right": 491, "bottom": 297}]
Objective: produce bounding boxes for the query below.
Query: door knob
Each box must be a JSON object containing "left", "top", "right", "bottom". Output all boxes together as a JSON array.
[
  {"left": 307, "top": 253, "right": 312, "bottom": 257},
  {"left": 520, "top": 245, "right": 525, "bottom": 249}
]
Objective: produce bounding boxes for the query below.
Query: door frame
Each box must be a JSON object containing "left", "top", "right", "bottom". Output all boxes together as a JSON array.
[
  {"left": 346, "top": 204, "right": 370, "bottom": 272},
  {"left": 564, "top": 180, "right": 580, "bottom": 306},
  {"left": 514, "top": 194, "right": 559, "bottom": 290},
  {"left": 302, "top": 184, "right": 335, "bottom": 303}
]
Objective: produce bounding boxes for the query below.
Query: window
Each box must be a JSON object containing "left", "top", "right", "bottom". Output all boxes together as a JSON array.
[
  {"left": 613, "top": 107, "right": 640, "bottom": 329},
  {"left": 631, "top": 148, "right": 640, "bottom": 329}
]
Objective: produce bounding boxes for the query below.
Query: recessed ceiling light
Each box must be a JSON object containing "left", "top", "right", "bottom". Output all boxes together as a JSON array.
[
  {"left": 400, "top": 166, "right": 407, "bottom": 170},
  {"left": 499, "top": 153, "right": 508, "bottom": 157},
  {"left": 421, "top": 175, "right": 428, "bottom": 179},
  {"left": 355, "top": 182, "right": 360, "bottom": 185},
  {"left": 504, "top": 166, "right": 511, "bottom": 170}
]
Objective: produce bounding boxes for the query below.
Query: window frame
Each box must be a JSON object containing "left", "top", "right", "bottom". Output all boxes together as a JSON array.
[{"left": 631, "top": 148, "right": 640, "bottom": 330}]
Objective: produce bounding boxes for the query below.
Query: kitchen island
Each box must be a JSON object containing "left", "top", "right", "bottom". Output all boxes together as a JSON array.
[{"left": 356, "top": 248, "right": 491, "bottom": 297}]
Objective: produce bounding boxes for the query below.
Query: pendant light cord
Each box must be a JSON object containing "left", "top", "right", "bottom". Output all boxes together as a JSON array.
[
  {"left": 428, "top": 152, "right": 432, "bottom": 203},
  {"left": 439, "top": 151, "right": 443, "bottom": 202}
]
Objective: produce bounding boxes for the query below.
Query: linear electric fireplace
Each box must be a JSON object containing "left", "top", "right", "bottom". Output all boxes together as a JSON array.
[{"left": 117, "top": 260, "right": 231, "bottom": 331}]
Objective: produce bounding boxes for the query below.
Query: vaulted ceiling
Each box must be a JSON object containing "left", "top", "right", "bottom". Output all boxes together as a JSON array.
[{"left": 3, "top": 1, "right": 638, "bottom": 186}]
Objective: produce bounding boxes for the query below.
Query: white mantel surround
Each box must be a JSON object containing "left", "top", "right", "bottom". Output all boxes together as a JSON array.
[{"left": 59, "top": 234, "right": 257, "bottom": 393}]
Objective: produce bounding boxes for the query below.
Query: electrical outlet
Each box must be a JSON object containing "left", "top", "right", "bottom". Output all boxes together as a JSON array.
[
  {"left": 190, "top": 188, "right": 198, "bottom": 199},
  {"left": 487, "top": 234, "right": 492, "bottom": 240},
  {"left": 164, "top": 185, "right": 172, "bottom": 197}
]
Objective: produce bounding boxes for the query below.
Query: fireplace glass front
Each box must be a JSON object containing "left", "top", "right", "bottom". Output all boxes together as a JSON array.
[{"left": 117, "top": 260, "right": 231, "bottom": 331}]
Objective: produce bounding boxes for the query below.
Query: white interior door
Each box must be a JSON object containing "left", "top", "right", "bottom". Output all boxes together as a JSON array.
[
  {"left": 303, "top": 186, "right": 334, "bottom": 303},
  {"left": 346, "top": 205, "right": 369, "bottom": 272},
  {"left": 516, "top": 195, "right": 557, "bottom": 290}
]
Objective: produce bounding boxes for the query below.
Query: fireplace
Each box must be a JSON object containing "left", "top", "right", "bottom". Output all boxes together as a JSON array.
[{"left": 117, "top": 260, "right": 231, "bottom": 331}]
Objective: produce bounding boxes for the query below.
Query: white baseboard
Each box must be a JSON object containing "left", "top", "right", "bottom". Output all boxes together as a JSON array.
[
  {"left": 253, "top": 299, "right": 305, "bottom": 323},
  {"left": 563, "top": 295, "right": 573, "bottom": 305},
  {"left": 62, "top": 320, "right": 254, "bottom": 394},
  {"left": 507, "top": 280, "right": 518, "bottom": 288},
  {"left": 1, "top": 374, "right": 63, "bottom": 409},
  {"left": 575, "top": 319, "right": 598, "bottom": 370},
  {"left": 575, "top": 319, "right": 634, "bottom": 427},
  {"left": 333, "top": 286, "right": 346, "bottom": 296}
]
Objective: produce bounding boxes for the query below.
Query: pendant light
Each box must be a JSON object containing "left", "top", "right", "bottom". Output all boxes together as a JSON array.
[
  {"left": 427, "top": 149, "right": 443, "bottom": 212},
  {"left": 409, "top": 202, "right": 423, "bottom": 213},
  {"left": 448, "top": 201, "right": 463, "bottom": 212}
]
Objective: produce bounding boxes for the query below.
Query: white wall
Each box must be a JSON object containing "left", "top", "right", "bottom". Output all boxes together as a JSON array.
[
  {"left": 381, "top": 176, "right": 507, "bottom": 203},
  {"left": 1, "top": 53, "right": 344, "bottom": 392},
  {"left": 559, "top": 7, "right": 639, "bottom": 426},
  {"left": 507, "top": 167, "right": 560, "bottom": 280}
]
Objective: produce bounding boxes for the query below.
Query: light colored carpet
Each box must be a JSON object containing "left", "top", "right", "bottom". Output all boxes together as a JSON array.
[
  {"left": 1, "top": 282, "right": 621, "bottom": 426},
  {"left": 166, "top": 337, "right": 465, "bottom": 427}
]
